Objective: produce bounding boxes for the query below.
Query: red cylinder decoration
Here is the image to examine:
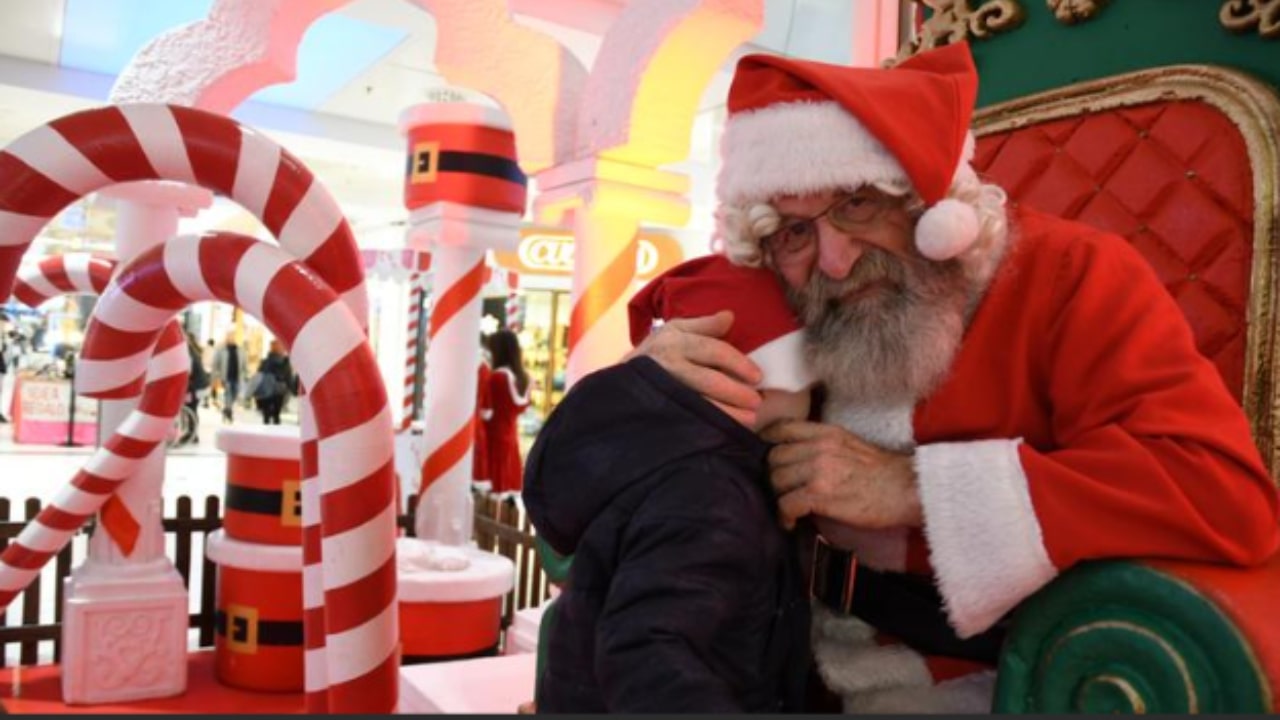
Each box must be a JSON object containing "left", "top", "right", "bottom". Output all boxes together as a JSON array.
[
  {"left": 396, "top": 540, "right": 515, "bottom": 664},
  {"left": 216, "top": 427, "right": 303, "bottom": 546},
  {"left": 401, "top": 105, "right": 527, "bottom": 214},
  {"left": 206, "top": 530, "right": 304, "bottom": 692},
  {"left": 399, "top": 598, "right": 503, "bottom": 661}
]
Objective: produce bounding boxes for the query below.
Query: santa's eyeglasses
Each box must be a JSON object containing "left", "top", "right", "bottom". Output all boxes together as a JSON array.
[{"left": 761, "top": 189, "right": 904, "bottom": 264}]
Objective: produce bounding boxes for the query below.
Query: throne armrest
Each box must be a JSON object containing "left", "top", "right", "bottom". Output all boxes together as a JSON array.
[{"left": 994, "top": 554, "right": 1280, "bottom": 713}]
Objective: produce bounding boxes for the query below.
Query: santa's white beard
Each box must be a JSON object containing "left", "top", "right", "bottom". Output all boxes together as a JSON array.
[{"left": 787, "top": 248, "right": 975, "bottom": 406}]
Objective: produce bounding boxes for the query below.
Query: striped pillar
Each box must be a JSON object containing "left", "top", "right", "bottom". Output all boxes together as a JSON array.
[
  {"left": 414, "top": 249, "right": 485, "bottom": 544},
  {"left": 535, "top": 170, "right": 690, "bottom": 387},
  {"left": 399, "top": 102, "right": 526, "bottom": 547},
  {"left": 565, "top": 209, "right": 641, "bottom": 384},
  {"left": 400, "top": 272, "right": 425, "bottom": 432},
  {"left": 504, "top": 270, "right": 522, "bottom": 331},
  {"left": 95, "top": 180, "right": 210, "bottom": 569}
]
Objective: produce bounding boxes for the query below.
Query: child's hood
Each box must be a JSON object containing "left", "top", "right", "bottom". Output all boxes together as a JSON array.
[{"left": 522, "top": 356, "right": 767, "bottom": 556}]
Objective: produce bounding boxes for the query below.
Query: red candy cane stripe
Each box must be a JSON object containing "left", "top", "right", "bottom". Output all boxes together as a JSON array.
[
  {"left": 85, "top": 232, "right": 397, "bottom": 713},
  {"left": 566, "top": 237, "right": 638, "bottom": 356}
]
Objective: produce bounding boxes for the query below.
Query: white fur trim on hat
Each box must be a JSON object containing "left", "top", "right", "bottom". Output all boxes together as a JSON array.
[
  {"left": 747, "top": 329, "right": 815, "bottom": 392},
  {"left": 718, "top": 101, "right": 907, "bottom": 207},
  {"left": 914, "top": 438, "right": 1058, "bottom": 638},
  {"left": 915, "top": 198, "right": 980, "bottom": 261}
]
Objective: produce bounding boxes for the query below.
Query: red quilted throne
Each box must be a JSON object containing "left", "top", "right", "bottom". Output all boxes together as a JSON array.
[{"left": 972, "top": 66, "right": 1280, "bottom": 713}]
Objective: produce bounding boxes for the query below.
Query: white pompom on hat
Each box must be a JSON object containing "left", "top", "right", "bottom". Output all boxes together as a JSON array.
[{"left": 716, "top": 42, "right": 982, "bottom": 263}]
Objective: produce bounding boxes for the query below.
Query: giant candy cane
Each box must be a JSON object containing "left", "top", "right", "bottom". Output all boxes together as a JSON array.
[
  {"left": 0, "top": 104, "right": 382, "bottom": 711},
  {"left": 91, "top": 232, "right": 398, "bottom": 711},
  {"left": 5, "top": 253, "right": 188, "bottom": 559},
  {"left": 0, "top": 260, "right": 187, "bottom": 608}
]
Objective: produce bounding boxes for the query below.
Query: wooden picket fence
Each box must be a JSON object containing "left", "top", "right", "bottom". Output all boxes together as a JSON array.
[{"left": 0, "top": 491, "right": 550, "bottom": 667}]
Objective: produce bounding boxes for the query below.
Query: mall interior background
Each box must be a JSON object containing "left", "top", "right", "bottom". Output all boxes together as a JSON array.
[{"left": 0, "top": 0, "right": 896, "bottom": 437}]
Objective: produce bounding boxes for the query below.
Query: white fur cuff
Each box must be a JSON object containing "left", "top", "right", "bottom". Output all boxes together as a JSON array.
[{"left": 915, "top": 439, "right": 1057, "bottom": 638}]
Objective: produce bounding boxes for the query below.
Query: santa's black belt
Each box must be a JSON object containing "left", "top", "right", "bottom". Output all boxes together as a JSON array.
[{"left": 809, "top": 537, "right": 1006, "bottom": 664}]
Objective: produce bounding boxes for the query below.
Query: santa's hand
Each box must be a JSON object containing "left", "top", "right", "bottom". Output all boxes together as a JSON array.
[
  {"left": 763, "top": 420, "right": 922, "bottom": 530},
  {"left": 625, "top": 309, "right": 763, "bottom": 426}
]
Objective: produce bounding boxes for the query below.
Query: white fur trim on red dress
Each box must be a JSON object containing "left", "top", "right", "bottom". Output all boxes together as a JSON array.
[
  {"left": 915, "top": 438, "right": 1058, "bottom": 638},
  {"left": 495, "top": 367, "right": 531, "bottom": 406}
]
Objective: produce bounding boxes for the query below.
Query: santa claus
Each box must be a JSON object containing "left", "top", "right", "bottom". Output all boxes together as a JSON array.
[{"left": 632, "top": 41, "right": 1280, "bottom": 712}]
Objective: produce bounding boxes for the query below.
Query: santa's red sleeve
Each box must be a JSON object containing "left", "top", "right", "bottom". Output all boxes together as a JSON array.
[{"left": 914, "top": 230, "right": 1280, "bottom": 638}]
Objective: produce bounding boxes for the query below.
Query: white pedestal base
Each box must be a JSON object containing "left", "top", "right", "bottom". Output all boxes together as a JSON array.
[
  {"left": 60, "top": 559, "right": 188, "bottom": 705},
  {"left": 504, "top": 604, "right": 548, "bottom": 656},
  {"left": 399, "top": 652, "right": 536, "bottom": 714}
]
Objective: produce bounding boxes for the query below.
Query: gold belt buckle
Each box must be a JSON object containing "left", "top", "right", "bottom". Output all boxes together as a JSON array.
[
  {"left": 226, "top": 604, "right": 260, "bottom": 654},
  {"left": 279, "top": 479, "right": 302, "bottom": 528}
]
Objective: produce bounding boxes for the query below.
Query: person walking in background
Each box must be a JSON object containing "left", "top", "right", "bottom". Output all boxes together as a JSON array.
[
  {"left": 212, "top": 331, "right": 247, "bottom": 423},
  {"left": 486, "top": 329, "right": 531, "bottom": 494},
  {"left": 202, "top": 338, "right": 217, "bottom": 408},
  {"left": 184, "top": 331, "right": 210, "bottom": 443},
  {"left": 252, "top": 339, "right": 296, "bottom": 425}
]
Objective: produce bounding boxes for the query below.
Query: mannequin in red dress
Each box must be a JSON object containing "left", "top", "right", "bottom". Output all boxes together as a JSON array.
[{"left": 486, "top": 329, "right": 531, "bottom": 494}]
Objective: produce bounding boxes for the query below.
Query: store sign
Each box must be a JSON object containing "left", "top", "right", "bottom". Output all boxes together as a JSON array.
[{"left": 496, "top": 230, "right": 682, "bottom": 280}]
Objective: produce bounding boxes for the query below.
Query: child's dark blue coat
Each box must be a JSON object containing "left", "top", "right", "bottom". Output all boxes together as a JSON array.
[{"left": 523, "top": 356, "right": 810, "bottom": 713}]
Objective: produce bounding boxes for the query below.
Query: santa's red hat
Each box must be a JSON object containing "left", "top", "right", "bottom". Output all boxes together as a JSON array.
[
  {"left": 717, "top": 42, "right": 981, "bottom": 262},
  {"left": 629, "top": 255, "right": 814, "bottom": 392}
]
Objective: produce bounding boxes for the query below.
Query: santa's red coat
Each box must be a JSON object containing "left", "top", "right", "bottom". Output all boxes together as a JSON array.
[{"left": 818, "top": 207, "right": 1280, "bottom": 710}]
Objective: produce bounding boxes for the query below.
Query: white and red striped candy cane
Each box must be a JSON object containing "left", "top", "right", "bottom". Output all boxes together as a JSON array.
[
  {"left": 400, "top": 272, "right": 424, "bottom": 432},
  {"left": 0, "top": 103, "right": 373, "bottom": 712},
  {"left": 84, "top": 231, "right": 398, "bottom": 712},
  {"left": 0, "top": 258, "right": 188, "bottom": 607},
  {"left": 6, "top": 253, "right": 187, "bottom": 557},
  {"left": 0, "top": 105, "right": 367, "bottom": 316},
  {"left": 504, "top": 269, "right": 522, "bottom": 331}
]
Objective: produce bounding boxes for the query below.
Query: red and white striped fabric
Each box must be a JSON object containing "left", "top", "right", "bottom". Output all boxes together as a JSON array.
[
  {"left": 5, "top": 253, "right": 182, "bottom": 557},
  {"left": 0, "top": 258, "right": 188, "bottom": 609},
  {"left": 84, "top": 231, "right": 398, "bottom": 713}
]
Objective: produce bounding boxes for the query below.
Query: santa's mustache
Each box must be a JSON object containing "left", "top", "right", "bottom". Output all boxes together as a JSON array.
[
  {"left": 782, "top": 246, "right": 973, "bottom": 405},
  {"left": 789, "top": 247, "right": 912, "bottom": 326}
]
